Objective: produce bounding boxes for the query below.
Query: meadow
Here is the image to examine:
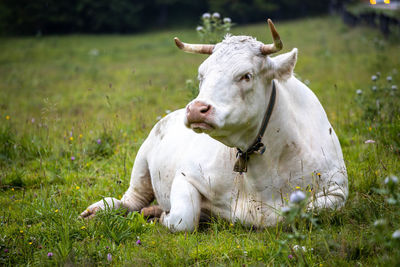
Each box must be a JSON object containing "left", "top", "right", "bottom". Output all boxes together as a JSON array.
[{"left": 1, "top": 16, "right": 400, "bottom": 265}]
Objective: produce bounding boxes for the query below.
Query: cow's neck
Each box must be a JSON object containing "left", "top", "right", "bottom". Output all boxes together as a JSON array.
[
  {"left": 233, "top": 80, "right": 277, "bottom": 173},
  {"left": 243, "top": 77, "right": 301, "bottom": 182}
]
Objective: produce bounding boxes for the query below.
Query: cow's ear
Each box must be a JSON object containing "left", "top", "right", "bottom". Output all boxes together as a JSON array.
[{"left": 271, "top": 48, "right": 298, "bottom": 81}]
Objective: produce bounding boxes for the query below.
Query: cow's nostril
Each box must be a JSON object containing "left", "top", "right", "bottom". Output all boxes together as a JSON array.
[{"left": 200, "top": 105, "right": 211, "bottom": 114}]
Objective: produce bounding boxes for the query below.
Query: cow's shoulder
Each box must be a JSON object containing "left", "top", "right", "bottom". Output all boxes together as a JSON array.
[{"left": 149, "top": 109, "right": 186, "bottom": 140}]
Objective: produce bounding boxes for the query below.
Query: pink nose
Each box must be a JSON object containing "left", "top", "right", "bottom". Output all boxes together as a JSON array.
[{"left": 186, "top": 101, "right": 212, "bottom": 123}]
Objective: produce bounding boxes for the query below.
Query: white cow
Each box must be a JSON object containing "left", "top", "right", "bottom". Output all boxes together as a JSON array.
[{"left": 80, "top": 20, "right": 348, "bottom": 232}]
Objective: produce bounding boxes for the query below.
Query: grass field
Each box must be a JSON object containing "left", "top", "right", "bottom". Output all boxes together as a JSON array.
[{"left": 1, "top": 16, "right": 400, "bottom": 265}]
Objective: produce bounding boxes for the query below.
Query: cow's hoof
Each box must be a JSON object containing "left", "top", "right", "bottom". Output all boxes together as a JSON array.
[
  {"left": 79, "top": 207, "right": 100, "bottom": 220},
  {"left": 141, "top": 205, "right": 163, "bottom": 219}
]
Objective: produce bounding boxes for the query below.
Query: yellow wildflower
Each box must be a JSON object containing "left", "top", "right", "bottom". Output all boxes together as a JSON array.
[
  {"left": 79, "top": 134, "right": 83, "bottom": 138},
  {"left": 69, "top": 136, "right": 74, "bottom": 141},
  {"left": 317, "top": 173, "right": 321, "bottom": 176},
  {"left": 54, "top": 209, "right": 59, "bottom": 213},
  {"left": 81, "top": 226, "right": 86, "bottom": 230},
  {"left": 29, "top": 242, "right": 32, "bottom": 245},
  {"left": 76, "top": 186, "right": 80, "bottom": 190},
  {"left": 20, "top": 230, "right": 24, "bottom": 234},
  {"left": 295, "top": 186, "right": 300, "bottom": 189},
  {"left": 368, "top": 126, "right": 372, "bottom": 131},
  {"left": 230, "top": 223, "right": 234, "bottom": 227},
  {"left": 5, "top": 115, "right": 10, "bottom": 120},
  {"left": 11, "top": 188, "right": 14, "bottom": 191},
  {"left": 237, "top": 245, "right": 240, "bottom": 249}
]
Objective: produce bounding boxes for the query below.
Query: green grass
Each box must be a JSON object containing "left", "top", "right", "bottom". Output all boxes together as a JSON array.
[{"left": 1, "top": 16, "right": 400, "bottom": 265}]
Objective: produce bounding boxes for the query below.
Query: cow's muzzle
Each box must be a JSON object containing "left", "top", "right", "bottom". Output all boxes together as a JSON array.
[{"left": 185, "top": 101, "right": 214, "bottom": 131}]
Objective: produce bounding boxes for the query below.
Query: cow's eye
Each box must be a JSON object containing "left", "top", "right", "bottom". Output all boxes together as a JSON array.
[{"left": 240, "top": 73, "right": 252, "bottom": 82}]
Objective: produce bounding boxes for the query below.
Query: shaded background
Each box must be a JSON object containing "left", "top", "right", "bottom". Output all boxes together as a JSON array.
[{"left": 0, "top": 0, "right": 337, "bottom": 35}]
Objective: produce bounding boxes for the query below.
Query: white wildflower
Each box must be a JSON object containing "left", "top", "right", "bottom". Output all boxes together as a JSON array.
[
  {"left": 290, "top": 191, "right": 306, "bottom": 204},
  {"left": 391, "top": 85, "right": 398, "bottom": 90},
  {"left": 196, "top": 26, "right": 204, "bottom": 32},
  {"left": 356, "top": 89, "right": 362, "bottom": 95},
  {"left": 392, "top": 229, "right": 400, "bottom": 239},
  {"left": 373, "top": 219, "right": 386, "bottom": 227},
  {"left": 281, "top": 207, "right": 291, "bottom": 214},
  {"left": 384, "top": 175, "right": 398, "bottom": 185},
  {"left": 212, "top": 12, "right": 221, "bottom": 19},
  {"left": 387, "top": 76, "right": 392, "bottom": 82},
  {"left": 202, "top": 13, "right": 211, "bottom": 19},
  {"left": 371, "top": 75, "right": 378, "bottom": 81},
  {"left": 89, "top": 49, "right": 99, "bottom": 56},
  {"left": 223, "top": 17, "right": 231, "bottom": 24}
]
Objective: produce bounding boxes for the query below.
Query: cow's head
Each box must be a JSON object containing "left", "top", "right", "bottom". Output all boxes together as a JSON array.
[{"left": 176, "top": 20, "right": 297, "bottom": 151}]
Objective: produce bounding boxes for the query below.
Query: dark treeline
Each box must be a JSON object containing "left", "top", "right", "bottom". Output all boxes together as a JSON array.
[{"left": 0, "top": 0, "right": 332, "bottom": 35}]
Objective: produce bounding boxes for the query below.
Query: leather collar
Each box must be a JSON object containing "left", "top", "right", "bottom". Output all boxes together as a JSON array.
[{"left": 233, "top": 80, "right": 277, "bottom": 173}]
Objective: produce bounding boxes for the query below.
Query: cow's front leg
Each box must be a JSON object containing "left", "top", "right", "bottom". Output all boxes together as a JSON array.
[
  {"left": 79, "top": 197, "right": 122, "bottom": 219},
  {"left": 160, "top": 174, "right": 201, "bottom": 232}
]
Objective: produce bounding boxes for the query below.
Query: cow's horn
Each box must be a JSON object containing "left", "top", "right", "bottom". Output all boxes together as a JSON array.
[
  {"left": 260, "top": 19, "right": 283, "bottom": 55},
  {"left": 174, "top": 37, "right": 215, "bottom": 55}
]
